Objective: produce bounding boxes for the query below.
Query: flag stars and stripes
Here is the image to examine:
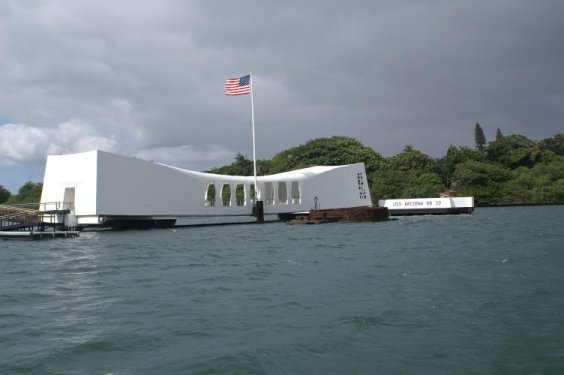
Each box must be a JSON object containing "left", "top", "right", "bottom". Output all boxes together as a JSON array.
[{"left": 225, "top": 74, "right": 251, "bottom": 96}]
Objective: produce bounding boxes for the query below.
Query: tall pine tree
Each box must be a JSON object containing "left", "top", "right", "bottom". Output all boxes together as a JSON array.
[
  {"left": 475, "top": 123, "right": 486, "bottom": 151},
  {"left": 496, "top": 128, "right": 504, "bottom": 140}
]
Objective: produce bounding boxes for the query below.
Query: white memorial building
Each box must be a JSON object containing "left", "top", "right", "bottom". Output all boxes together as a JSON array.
[{"left": 39, "top": 150, "right": 372, "bottom": 228}]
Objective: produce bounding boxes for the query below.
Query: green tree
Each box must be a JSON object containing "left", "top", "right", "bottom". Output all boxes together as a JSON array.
[
  {"left": 475, "top": 122, "right": 487, "bottom": 151},
  {"left": 256, "top": 159, "right": 272, "bottom": 176},
  {"left": 207, "top": 133, "right": 564, "bottom": 206},
  {"left": 388, "top": 145, "right": 436, "bottom": 174},
  {"left": 269, "top": 136, "right": 384, "bottom": 175},
  {"left": 6, "top": 182, "right": 43, "bottom": 204},
  {"left": 539, "top": 133, "right": 564, "bottom": 156},
  {"left": 370, "top": 146, "right": 442, "bottom": 200},
  {"left": 0, "top": 185, "right": 11, "bottom": 204},
  {"left": 369, "top": 168, "right": 416, "bottom": 200},
  {"left": 437, "top": 145, "right": 483, "bottom": 189},
  {"left": 496, "top": 128, "right": 504, "bottom": 140},
  {"left": 208, "top": 154, "right": 254, "bottom": 175},
  {"left": 526, "top": 159, "right": 564, "bottom": 203},
  {"left": 369, "top": 169, "right": 443, "bottom": 200},
  {"left": 417, "top": 173, "right": 443, "bottom": 197},
  {"left": 208, "top": 154, "right": 272, "bottom": 176},
  {"left": 452, "top": 160, "right": 512, "bottom": 205},
  {"left": 503, "top": 160, "right": 564, "bottom": 204},
  {"left": 486, "top": 134, "right": 539, "bottom": 168},
  {"left": 503, "top": 168, "right": 535, "bottom": 204}
]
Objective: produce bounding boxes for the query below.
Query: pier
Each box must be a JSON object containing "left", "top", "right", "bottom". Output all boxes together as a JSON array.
[
  {"left": 0, "top": 204, "right": 79, "bottom": 240},
  {"left": 0, "top": 230, "right": 80, "bottom": 240}
]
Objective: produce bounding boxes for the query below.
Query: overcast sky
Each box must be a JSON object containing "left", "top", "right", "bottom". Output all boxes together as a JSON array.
[{"left": 1, "top": 0, "right": 563, "bottom": 192}]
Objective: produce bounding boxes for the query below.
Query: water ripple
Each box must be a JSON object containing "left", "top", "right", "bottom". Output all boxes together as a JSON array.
[{"left": 1, "top": 206, "right": 563, "bottom": 374}]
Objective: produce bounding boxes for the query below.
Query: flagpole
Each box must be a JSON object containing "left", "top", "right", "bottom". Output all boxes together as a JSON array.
[
  {"left": 250, "top": 72, "right": 258, "bottom": 199},
  {"left": 250, "top": 72, "right": 264, "bottom": 222}
]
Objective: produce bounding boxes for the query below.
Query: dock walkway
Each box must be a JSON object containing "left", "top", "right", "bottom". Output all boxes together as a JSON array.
[
  {"left": 0, "top": 230, "right": 80, "bottom": 240},
  {"left": 0, "top": 204, "right": 79, "bottom": 240},
  {"left": 0, "top": 204, "right": 40, "bottom": 230}
]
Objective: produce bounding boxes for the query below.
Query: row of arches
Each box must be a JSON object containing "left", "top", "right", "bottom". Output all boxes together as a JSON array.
[{"left": 204, "top": 181, "right": 301, "bottom": 207}]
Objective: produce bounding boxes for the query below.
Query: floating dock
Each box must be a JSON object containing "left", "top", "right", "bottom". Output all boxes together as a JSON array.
[{"left": 0, "top": 230, "right": 80, "bottom": 240}]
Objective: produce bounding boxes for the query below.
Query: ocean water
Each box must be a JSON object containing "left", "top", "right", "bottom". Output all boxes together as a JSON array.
[{"left": 1, "top": 206, "right": 563, "bottom": 374}]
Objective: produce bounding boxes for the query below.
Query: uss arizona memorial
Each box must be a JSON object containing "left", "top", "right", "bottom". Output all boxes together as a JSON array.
[{"left": 39, "top": 150, "right": 372, "bottom": 228}]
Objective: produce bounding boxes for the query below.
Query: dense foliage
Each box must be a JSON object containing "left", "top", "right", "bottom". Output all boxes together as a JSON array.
[
  {"left": 207, "top": 153, "right": 271, "bottom": 177},
  {"left": 268, "top": 136, "right": 384, "bottom": 175},
  {"left": 0, "top": 185, "right": 11, "bottom": 204},
  {"left": 4, "top": 132, "right": 563, "bottom": 207},
  {"left": 370, "top": 145, "right": 443, "bottom": 200},
  {"left": 209, "top": 132, "right": 564, "bottom": 207},
  {"left": 4, "top": 182, "right": 43, "bottom": 204}
]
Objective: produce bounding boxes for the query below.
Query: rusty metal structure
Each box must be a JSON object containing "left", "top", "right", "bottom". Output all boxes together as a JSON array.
[{"left": 284, "top": 206, "right": 389, "bottom": 225}]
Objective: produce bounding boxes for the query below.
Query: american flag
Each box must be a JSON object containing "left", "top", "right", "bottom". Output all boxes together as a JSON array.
[{"left": 225, "top": 74, "right": 251, "bottom": 96}]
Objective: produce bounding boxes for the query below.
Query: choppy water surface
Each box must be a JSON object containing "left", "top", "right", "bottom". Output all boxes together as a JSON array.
[{"left": 1, "top": 206, "right": 563, "bottom": 374}]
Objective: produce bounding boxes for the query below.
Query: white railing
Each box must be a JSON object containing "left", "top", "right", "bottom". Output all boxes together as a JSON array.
[{"left": 39, "top": 202, "right": 75, "bottom": 211}]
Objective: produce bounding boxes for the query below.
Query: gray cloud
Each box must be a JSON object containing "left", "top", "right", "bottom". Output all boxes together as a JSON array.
[{"left": 1, "top": 0, "right": 563, "bottom": 192}]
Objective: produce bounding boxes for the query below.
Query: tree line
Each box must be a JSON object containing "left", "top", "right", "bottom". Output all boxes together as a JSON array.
[
  {"left": 2, "top": 127, "right": 562, "bottom": 207},
  {"left": 209, "top": 128, "right": 563, "bottom": 206},
  {"left": 0, "top": 182, "right": 43, "bottom": 205}
]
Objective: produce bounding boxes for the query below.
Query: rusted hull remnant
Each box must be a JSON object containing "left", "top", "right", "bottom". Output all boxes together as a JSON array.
[{"left": 284, "top": 206, "right": 389, "bottom": 225}]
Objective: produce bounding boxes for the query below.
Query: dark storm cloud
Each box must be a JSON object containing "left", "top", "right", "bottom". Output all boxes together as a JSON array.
[{"left": 1, "top": 0, "right": 563, "bottom": 191}]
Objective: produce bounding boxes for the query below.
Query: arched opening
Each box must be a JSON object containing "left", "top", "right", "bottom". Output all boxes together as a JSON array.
[
  {"left": 205, "top": 183, "right": 216, "bottom": 206},
  {"left": 63, "top": 187, "right": 76, "bottom": 210},
  {"left": 221, "top": 184, "right": 231, "bottom": 206},
  {"left": 236, "top": 184, "right": 245, "bottom": 206},
  {"left": 291, "top": 181, "right": 301, "bottom": 204},
  {"left": 278, "top": 182, "right": 288, "bottom": 204},
  {"left": 264, "top": 182, "right": 275, "bottom": 205}
]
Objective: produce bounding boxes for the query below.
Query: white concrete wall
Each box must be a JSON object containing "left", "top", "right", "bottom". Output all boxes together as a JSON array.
[
  {"left": 95, "top": 151, "right": 214, "bottom": 216},
  {"left": 296, "top": 164, "right": 371, "bottom": 210},
  {"left": 40, "top": 150, "right": 372, "bottom": 221},
  {"left": 40, "top": 151, "right": 98, "bottom": 215}
]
